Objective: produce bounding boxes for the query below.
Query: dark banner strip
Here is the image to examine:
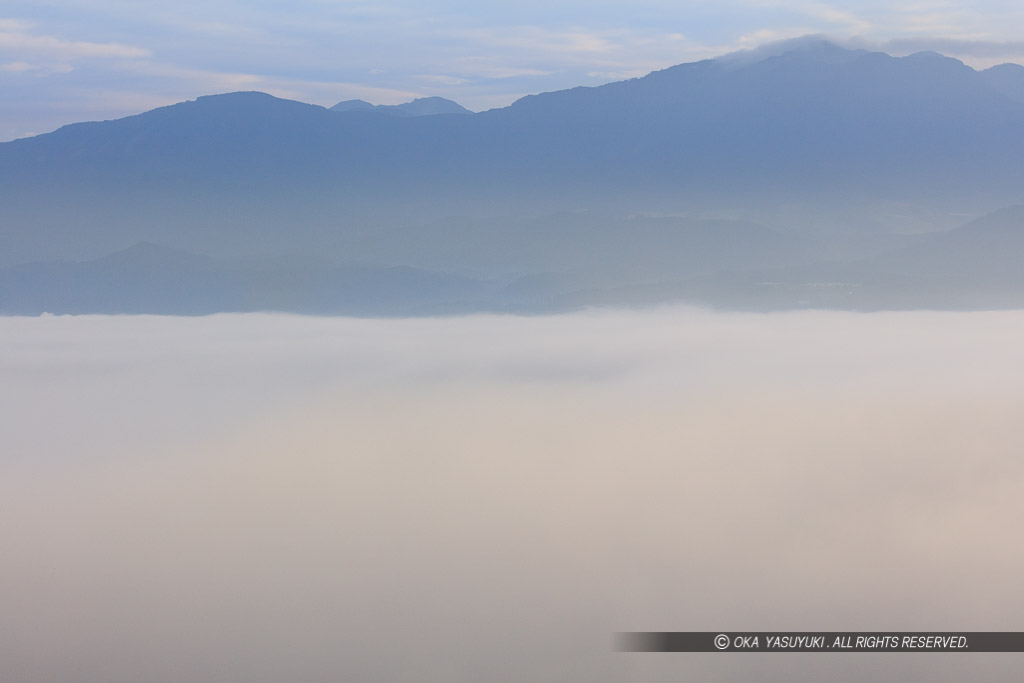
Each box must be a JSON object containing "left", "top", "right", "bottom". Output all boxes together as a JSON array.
[{"left": 617, "top": 632, "right": 1024, "bottom": 653}]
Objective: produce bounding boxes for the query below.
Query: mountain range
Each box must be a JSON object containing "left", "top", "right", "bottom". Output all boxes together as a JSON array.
[{"left": 2, "top": 36, "right": 1023, "bottom": 315}]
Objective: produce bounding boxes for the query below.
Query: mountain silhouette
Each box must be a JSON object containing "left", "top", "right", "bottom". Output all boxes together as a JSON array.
[{"left": 2, "top": 37, "right": 1024, "bottom": 313}]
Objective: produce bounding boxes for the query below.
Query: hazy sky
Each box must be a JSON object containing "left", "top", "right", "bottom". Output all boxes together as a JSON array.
[
  {"left": 4, "top": 0, "right": 1024, "bottom": 140},
  {"left": 4, "top": 309, "right": 1024, "bottom": 680}
]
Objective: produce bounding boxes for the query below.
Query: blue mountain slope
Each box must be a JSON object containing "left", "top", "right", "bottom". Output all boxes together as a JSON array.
[
  {"left": 982, "top": 63, "right": 1024, "bottom": 105},
  {"left": 2, "top": 38, "right": 1024, "bottom": 274}
]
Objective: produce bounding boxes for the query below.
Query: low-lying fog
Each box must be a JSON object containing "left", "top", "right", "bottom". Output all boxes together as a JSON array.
[{"left": 3, "top": 308, "right": 1024, "bottom": 682}]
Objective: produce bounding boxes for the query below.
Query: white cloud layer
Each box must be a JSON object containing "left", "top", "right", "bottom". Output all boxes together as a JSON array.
[{"left": 2, "top": 309, "right": 1024, "bottom": 681}]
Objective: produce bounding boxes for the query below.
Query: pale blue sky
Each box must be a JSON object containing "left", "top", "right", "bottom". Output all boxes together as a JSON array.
[{"left": 3, "top": 0, "right": 1024, "bottom": 140}]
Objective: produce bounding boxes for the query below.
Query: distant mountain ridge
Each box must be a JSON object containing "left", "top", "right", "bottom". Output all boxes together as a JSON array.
[
  {"left": 5, "top": 206, "right": 1024, "bottom": 315},
  {"left": 0, "top": 243, "right": 489, "bottom": 315},
  {"left": 3, "top": 37, "right": 1024, "bottom": 314},
  {"left": 330, "top": 96, "right": 472, "bottom": 116}
]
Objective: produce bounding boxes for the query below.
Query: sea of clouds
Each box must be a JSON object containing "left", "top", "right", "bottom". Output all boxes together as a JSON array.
[{"left": 3, "top": 308, "right": 1024, "bottom": 681}]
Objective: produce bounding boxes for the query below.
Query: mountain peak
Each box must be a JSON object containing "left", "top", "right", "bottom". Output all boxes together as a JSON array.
[
  {"left": 195, "top": 90, "right": 278, "bottom": 103},
  {"left": 902, "top": 50, "right": 968, "bottom": 70},
  {"left": 330, "top": 99, "right": 376, "bottom": 113},
  {"left": 330, "top": 96, "right": 472, "bottom": 116},
  {"left": 183, "top": 91, "right": 330, "bottom": 118},
  {"left": 715, "top": 35, "right": 866, "bottom": 68},
  {"left": 396, "top": 97, "right": 472, "bottom": 116},
  {"left": 981, "top": 62, "right": 1024, "bottom": 104}
]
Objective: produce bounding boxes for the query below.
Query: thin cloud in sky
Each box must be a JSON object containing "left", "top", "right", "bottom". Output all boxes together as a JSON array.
[
  {"left": 1, "top": 60, "right": 40, "bottom": 72},
  {"left": 0, "top": 18, "right": 149, "bottom": 62}
]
